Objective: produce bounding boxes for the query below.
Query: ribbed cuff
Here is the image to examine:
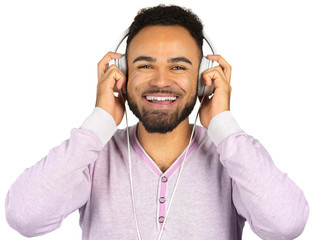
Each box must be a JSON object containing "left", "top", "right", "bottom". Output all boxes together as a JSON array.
[
  {"left": 207, "top": 111, "right": 242, "bottom": 146},
  {"left": 80, "top": 107, "right": 117, "bottom": 147}
]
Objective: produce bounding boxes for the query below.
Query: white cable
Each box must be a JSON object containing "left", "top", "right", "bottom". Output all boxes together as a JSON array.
[
  {"left": 156, "top": 95, "right": 206, "bottom": 240},
  {"left": 121, "top": 92, "right": 142, "bottom": 240}
]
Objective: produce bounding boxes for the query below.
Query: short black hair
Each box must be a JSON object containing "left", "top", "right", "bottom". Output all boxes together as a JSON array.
[{"left": 126, "top": 4, "right": 204, "bottom": 56}]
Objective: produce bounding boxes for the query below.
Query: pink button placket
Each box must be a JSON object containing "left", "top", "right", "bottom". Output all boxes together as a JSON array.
[{"left": 158, "top": 175, "right": 168, "bottom": 229}]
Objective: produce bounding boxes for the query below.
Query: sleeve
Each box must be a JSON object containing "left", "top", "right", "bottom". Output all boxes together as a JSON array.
[
  {"left": 207, "top": 111, "right": 309, "bottom": 240},
  {"left": 5, "top": 107, "right": 117, "bottom": 237}
]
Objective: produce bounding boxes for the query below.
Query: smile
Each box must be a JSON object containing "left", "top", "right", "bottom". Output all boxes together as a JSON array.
[
  {"left": 145, "top": 96, "right": 177, "bottom": 101},
  {"left": 143, "top": 94, "right": 179, "bottom": 108}
]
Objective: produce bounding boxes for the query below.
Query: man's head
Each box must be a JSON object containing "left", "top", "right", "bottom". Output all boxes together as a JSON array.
[{"left": 125, "top": 5, "right": 204, "bottom": 134}]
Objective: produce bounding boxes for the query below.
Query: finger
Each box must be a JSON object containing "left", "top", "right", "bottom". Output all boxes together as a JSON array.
[
  {"left": 117, "top": 90, "right": 127, "bottom": 104},
  {"left": 206, "top": 55, "right": 232, "bottom": 83},
  {"left": 202, "top": 68, "right": 228, "bottom": 90},
  {"left": 104, "top": 66, "right": 127, "bottom": 91},
  {"left": 202, "top": 67, "right": 226, "bottom": 86},
  {"left": 97, "top": 52, "right": 123, "bottom": 78},
  {"left": 98, "top": 63, "right": 125, "bottom": 86},
  {"left": 97, "top": 66, "right": 126, "bottom": 97},
  {"left": 98, "top": 51, "right": 123, "bottom": 65},
  {"left": 208, "top": 66, "right": 226, "bottom": 82}
]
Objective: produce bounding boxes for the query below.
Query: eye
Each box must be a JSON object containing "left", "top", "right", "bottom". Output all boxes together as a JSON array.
[
  {"left": 138, "top": 65, "right": 152, "bottom": 69},
  {"left": 172, "top": 66, "right": 186, "bottom": 70}
]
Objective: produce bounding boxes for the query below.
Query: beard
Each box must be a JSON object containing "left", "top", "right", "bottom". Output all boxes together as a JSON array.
[{"left": 127, "top": 88, "right": 197, "bottom": 134}]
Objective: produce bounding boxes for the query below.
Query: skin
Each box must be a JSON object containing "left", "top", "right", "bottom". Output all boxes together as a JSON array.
[{"left": 96, "top": 25, "right": 232, "bottom": 172}]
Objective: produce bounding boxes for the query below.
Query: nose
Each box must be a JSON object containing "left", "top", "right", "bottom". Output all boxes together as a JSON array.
[{"left": 149, "top": 69, "right": 173, "bottom": 88}]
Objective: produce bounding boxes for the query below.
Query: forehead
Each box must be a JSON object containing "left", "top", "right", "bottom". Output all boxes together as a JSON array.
[{"left": 127, "top": 25, "right": 201, "bottom": 60}]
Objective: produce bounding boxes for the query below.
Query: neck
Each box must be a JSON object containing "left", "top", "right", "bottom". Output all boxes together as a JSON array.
[{"left": 137, "top": 118, "right": 192, "bottom": 172}]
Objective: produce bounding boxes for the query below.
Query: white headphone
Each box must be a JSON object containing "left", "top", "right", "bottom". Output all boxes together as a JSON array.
[{"left": 113, "top": 28, "right": 217, "bottom": 97}]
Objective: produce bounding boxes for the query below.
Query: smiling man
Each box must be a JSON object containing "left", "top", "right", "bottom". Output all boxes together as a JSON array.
[{"left": 5, "top": 4, "right": 309, "bottom": 240}]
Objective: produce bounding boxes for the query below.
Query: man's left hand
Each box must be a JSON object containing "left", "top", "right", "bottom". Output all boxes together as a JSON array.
[{"left": 199, "top": 55, "right": 232, "bottom": 128}]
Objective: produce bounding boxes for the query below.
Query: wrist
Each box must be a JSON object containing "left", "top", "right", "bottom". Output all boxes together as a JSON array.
[
  {"left": 207, "top": 111, "right": 241, "bottom": 146},
  {"left": 80, "top": 107, "right": 117, "bottom": 147}
]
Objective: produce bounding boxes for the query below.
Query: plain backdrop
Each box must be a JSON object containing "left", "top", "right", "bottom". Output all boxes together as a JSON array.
[{"left": 1, "top": 0, "right": 312, "bottom": 239}]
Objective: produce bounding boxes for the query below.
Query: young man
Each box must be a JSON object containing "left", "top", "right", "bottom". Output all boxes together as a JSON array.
[{"left": 6, "top": 5, "right": 309, "bottom": 240}]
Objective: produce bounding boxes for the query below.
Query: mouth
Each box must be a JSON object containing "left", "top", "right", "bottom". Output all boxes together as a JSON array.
[{"left": 143, "top": 94, "right": 179, "bottom": 108}]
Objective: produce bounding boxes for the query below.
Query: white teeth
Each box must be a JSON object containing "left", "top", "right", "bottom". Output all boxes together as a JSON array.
[{"left": 146, "top": 96, "right": 177, "bottom": 101}]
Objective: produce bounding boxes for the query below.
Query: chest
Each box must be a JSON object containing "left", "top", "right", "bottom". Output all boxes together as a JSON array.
[{"left": 80, "top": 151, "right": 241, "bottom": 239}]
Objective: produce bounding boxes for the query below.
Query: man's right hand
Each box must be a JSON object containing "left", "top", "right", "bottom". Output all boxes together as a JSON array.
[{"left": 96, "top": 52, "right": 126, "bottom": 126}]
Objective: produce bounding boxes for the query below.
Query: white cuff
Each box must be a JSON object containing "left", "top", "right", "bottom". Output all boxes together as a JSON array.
[
  {"left": 207, "top": 111, "right": 242, "bottom": 146},
  {"left": 80, "top": 107, "right": 117, "bottom": 147}
]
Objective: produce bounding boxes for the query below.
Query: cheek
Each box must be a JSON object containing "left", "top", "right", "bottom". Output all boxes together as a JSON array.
[
  {"left": 127, "top": 73, "right": 142, "bottom": 93},
  {"left": 126, "top": 72, "right": 149, "bottom": 101},
  {"left": 190, "top": 71, "right": 199, "bottom": 93},
  {"left": 175, "top": 69, "right": 198, "bottom": 90},
  {"left": 127, "top": 70, "right": 160, "bottom": 94},
  {"left": 179, "top": 75, "right": 197, "bottom": 94}
]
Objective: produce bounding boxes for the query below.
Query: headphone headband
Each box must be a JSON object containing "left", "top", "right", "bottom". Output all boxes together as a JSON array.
[
  {"left": 203, "top": 32, "right": 216, "bottom": 55},
  {"left": 113, "top": 28, "right": 130, "bottom": 53}
]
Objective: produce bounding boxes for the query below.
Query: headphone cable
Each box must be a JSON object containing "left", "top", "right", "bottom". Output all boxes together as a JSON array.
[{"left": 120, "top": 92, "right": 142, "bottom": 240}]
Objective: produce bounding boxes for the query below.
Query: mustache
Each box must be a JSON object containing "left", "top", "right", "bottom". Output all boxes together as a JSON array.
[{"left": 142, "top": 86, "right": 184, "bottom": 96}]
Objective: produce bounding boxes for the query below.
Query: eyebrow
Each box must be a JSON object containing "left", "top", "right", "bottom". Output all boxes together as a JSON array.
[
  {"left": 168, "top": 57, "right": 192, "bottom": 65},
  {"left": 133, "top": 56, "right": 156, "bottom": 63},
  {"left": 132, "top": 56, "right": 192, "bottom": 65}
]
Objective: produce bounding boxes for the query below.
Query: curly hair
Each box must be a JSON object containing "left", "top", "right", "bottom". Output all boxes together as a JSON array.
[{"left": 126, "top": 4, "right": 204, "bottom": 56}]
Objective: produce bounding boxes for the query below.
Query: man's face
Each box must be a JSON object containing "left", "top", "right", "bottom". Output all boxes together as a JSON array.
[{"left": 126, "top": 25, "right": 201, "bottom": 133}]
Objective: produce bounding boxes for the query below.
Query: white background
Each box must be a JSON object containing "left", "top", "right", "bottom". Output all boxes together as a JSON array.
[{"left": 1, "top": 0, "right": 312, "bottom": 239}]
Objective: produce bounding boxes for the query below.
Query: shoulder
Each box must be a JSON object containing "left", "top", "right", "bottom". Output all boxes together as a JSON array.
[
  {"left": 195, "top": 125, "right": 216, "bottom": 151},
  {"left": 102, "top": 124, "right": 137, "bottom": 151},
  {"left": 187, "top": 125, "right": 220, "bottom": 164}
]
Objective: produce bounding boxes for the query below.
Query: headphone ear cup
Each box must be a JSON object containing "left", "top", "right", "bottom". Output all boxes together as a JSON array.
[
  {"left": 114, "top": 55, "right": 127, "bottom": 75},
  {"left": 197, "top": 57, "right": 215, "bottom": 97},
  {"left": 113, "top": 55, "right": 127, "bottom": 94}
]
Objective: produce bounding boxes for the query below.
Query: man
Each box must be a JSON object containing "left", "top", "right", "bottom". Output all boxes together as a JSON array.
[{"left": 5, "top": 5, "right": 309, "bottom": 240}]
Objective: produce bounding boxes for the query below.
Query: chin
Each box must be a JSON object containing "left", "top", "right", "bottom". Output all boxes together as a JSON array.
[{"left": 127, "top": 90, "right": 197, "bottom": 134}]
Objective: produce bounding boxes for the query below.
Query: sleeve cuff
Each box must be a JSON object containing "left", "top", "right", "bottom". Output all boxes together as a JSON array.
[
  {"left": 207, "top": 111, "right": 242, "bottom": 146},
  {"left": 80, "top": 107, "right": 117, "bottom": 147}
]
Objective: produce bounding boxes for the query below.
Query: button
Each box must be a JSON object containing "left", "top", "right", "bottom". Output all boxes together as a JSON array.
[
  {"left": 159, "top": 216, "right": 165, "bottom": 223},
  {"left": 161, "top": 176, "right": 168, "bottom": 183},
  {"left": 159, "top": 197, "right": 166, "bottom": 204}
]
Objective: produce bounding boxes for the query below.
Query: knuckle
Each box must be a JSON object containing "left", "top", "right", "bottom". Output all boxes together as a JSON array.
[
  {"left": 104, "top": 51, "right": 112, "bottom": 57},
  {"left": 109, "top": 64, "right": 117, "bottom": 70},
  {"left": 106, "top": 52, "right": 114, "bottom": 59},
  {"left": 216, "top": 66, "right": 223, "bottom": 71},
  {"left": 108, "top": 67, "right": 125, "bottom": 80}
]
